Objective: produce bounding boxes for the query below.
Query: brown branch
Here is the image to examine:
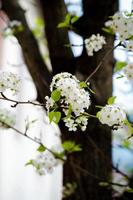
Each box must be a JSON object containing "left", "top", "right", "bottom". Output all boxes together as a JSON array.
[
  {"left": 85, "top": 42, "right": 121, "bottom": 82},
  {"left": 0, "top": 92, "right": 46, "bottom": 107},
  {"left": 0, "top": 119, "right": 65, "bottom": 162}
]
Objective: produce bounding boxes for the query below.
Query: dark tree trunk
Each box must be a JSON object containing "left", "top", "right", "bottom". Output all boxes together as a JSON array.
[
  {"left": 40, "top": 0, "right": 75, "bottom": 75},
  {"left": 61, "top": 1, "right": 118, "bottom": 200}
]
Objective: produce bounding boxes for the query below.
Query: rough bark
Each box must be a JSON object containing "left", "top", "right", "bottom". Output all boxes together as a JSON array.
[
  {"left": 40, "top": 0, "right": 75, "bottom": 75},
  {"left": 2, "top": 0, "right": 52, "bottom": 100}
]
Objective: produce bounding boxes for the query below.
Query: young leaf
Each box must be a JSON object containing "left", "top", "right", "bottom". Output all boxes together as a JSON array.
[
  {"left": 102, "top": 27, "right": 114, "bottom": 35},
  {"left": 71, "top": 16, "right": 78, "bottom": 24},
  {"left": 37, "top": 144, "right": 46, "bottom": 152},
  {"left": 96, "top": 111, "right": 100, "bottom": 118},
  {"left": 114, "top": 61, "right": 127, "bottom": 72},
  {"left": 51, "top": 89, "right": 61, "bottom": 102},
  {"left": 57, "top": 22, "right": 67, "bottom": 28},
  {"left": 48, "top": 111, "right": 61, "bottom": 124},
  {"left": 25, "top": 160, "right": 33, "bottom": 166},
  {"left": 62, "top": 141, "right": 82, "bottom": 153},
  {"left": 79, "top": 81, "right": 88, "bottom": 88},
  {"left": 125, "top": 187, "right": 133, "bottom": 193},
  {"left": 107, "top": 96, "right": 116, "bottom": 105}
]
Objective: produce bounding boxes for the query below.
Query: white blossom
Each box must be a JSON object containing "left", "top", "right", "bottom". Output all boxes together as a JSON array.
[
  {"left": 32, "top": 150, "right": 59, "bottom": 175},
  {"left": 85, "top": 34, "right": 106, "bottom": 56},
  {"left": 105, "top": 11, "right": 133, "bottom": 41},
  {"left": 63, "top": 118, "right": 78, "bottom": 131},
  {"left": 0, "top": 71, "right": 20, "bottom": 94},
  {"left": 46, "top": 72, "right": 91, "bottom": 131},
  {"left": 123, "top": 63, "right": 133, "bottom": 80},
  {"left": 45, "top": 96, "right": 55, "bottom": 111},
  {"left": 126, "top": 40, "right": 133, "bottom": 51},
  {"left": 98, "top": 105, "right": 126, "bottom": 127},
  {"left": 0, "top": 108, "right": 16, "bottom": 128}
]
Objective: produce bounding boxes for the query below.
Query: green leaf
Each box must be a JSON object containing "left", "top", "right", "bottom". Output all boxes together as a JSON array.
[
  {"left": 25, "top": 160, "right": 33, "bottom": 166},
  {"left": 34, "top": 17, "right": 44, "bottom": 27},
  {"left": 51, "top": 89, "right": 61, "bottom": 102},
  {"left": 124, "top": 119, "right": 133, "bottom": 135},
  {"left": 79, "top": 81, "right": 88, "bottom": 88},
  {"left": 57, "top": 22, "right": 68, "bottom": 28},
  {"left": 62, "top": 141, "right": 82, "bottom": 153},
  {"left": 125, "top": 187, "right": 133, "bottom": 193},
  {"left": 96, "top": 111, "right": 100, "bottom": 118},
  {"left": 48, "top": 111, "right": 61, "bottom": 124},
  {"left": 107, "top": 96, "right": 116, "bottom": 105},
  {"left": 65, "top": 14, "right": 71, "bottom": 24},
  {"left": 114, "top": 61, "right": 127, "bottom": 72},
  {"left": 71, "top": 16, "right": 78, "bottom": 24},
  {"left": 102, "top": 27, "right": 114, "bottom": 35},
  {"left": 37, "top": 144, "right": 46, "bottom": 152}
]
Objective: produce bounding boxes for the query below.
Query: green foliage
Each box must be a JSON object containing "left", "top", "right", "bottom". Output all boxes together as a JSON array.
[
  {"left": 124, "top": 119, "right": 133, "bottom": 135},
  {"left": 102, "top": 27, "right": 114, "bottom": 35},
  {"left": 114, "top": 61, "right": 127, "bottom": 72},
  {"left": 107, "top": 96, "right": 116, "bottom": 105},
  {"left": 37, "top": 144, "right": 46, "bottom": 152},
  {"left": 63, "top": 182, "right": 77, "bottom": 198},
  {"left": 79, "top": 81, "right": 88, "bottom": 88},
  {"left": 96, "top": 111, "right": 100, "bottom": 118},
  {"left": 48, "top": 111, "right": 61, "bottom": 124},
  {"left": 51, "top": 89, "right": 61, "bottom": 102},
  {"left": 57, "top": 13, "right": 78, "bottom": 29},
  {"left": 125, "top": 187, "right": 133, "bottom": 193},
  {"left": 62, "top": 140, "right": 82, "bottom": 153},
  {"left": 34, "top": 17, "right": 44, "bottom": 27},
  {"left": 25, "top": 160, "right": 34, "bottom": 166}
]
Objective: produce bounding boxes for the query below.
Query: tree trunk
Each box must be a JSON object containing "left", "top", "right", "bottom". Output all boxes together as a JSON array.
[
  {"left": 62, "top": 1, "right": 118, "bottom": 200},
  {"left": 40, "top": 0, "right": 75, "bottom": 75}
]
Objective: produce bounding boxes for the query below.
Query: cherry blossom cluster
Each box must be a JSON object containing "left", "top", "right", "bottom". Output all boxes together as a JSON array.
[
  {"left": 31, "top": 144, "right": 64, "bottom": 175},
  {"left": 0, "top": 108, "right": 16, "bottom": 128},
  {"left": 97, "top": 104, "right": 126, "bottom": 128},
  {"left": 123, "top": 63, "right": 133, "bottom": 80},
  {"left": 85, "top": 34, "right": 106, "bottom": 56},
  {"left": 32, "top": 150, "right": 60, "bottom": 175},
  {"left": 105, "top": 12, "right": 133, "bottom": 43},
  {"left": 46, "top": 72, "right": 91, "bottom": 131},
  {"left": 0, "top": 71, "right": 20, "bottom": 94}
]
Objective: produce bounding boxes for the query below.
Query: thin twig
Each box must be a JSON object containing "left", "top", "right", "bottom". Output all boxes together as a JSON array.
[
  {"left": 0, "top": 120, "right": 65, "bottom": 162},
  {"left": 85, "top": 42, "right": 121, "bottom": 82},
  {"left": 0, "top": 92, "right": 46, "bottom": 107}
]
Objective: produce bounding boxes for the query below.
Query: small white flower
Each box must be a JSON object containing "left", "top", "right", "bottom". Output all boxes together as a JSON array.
[
  {"left": 98, "top": 104, "right": 126, "bottom": 127},
  {"left": 0, "top": 71, "right": 20, "bottom": 94},
  {"left": 33, "top": 150, "right": 60, "bottom": 175},
  {"left": 85, "top": 34, "right": 106, "bottom": 56},
  {"left": 45, "top": 96, "right": 55, "bottom": 111},
  {"left": 64, "top": 118, "right": 77, "bottom": 131},
  {"left": 0, "top": 108, "right": 16, "bottom": 128},
  {"left": 123, "top": 63, "right": 133, "bottom": 80},
  {"left": 126, "top": 40, "right": 133, "bottom": 51},
  {"left": 105, "top": 11, "right": 133, "bottom": 41}
]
